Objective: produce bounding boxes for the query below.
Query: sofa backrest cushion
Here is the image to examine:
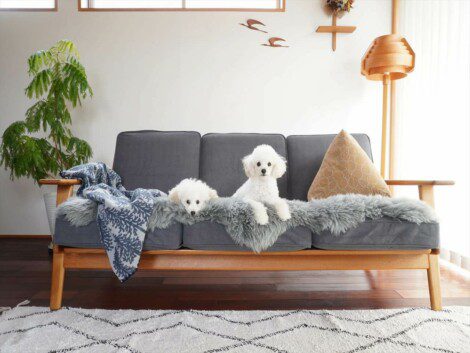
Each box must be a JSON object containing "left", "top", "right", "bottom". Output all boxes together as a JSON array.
[
  {"left": 113, "top": 130, "right": 201, "bottom": 192},
  {"left": 200, "top": 133, "right": 288, "bottom": 197},
  {"left": 286, "top": 134, "right": 373, "bottom": 201}
]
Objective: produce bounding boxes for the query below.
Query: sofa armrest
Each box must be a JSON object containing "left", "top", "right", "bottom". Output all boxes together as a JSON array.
[
  {"left": 39, "top": 179, "right": 82, "bottom": 186},
  {"left": 385, "top": 180, "right": 454, "bottom": 186},
  {"left": 385, "top": 180, "right": 454, "bottom": 208},
  {"left": 39, "top": 179, "right": 81, "bottom": 206}
]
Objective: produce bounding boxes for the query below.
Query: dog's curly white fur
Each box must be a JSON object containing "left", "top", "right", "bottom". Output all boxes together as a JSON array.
[
  {"left": 168, "top": 178, "right": 218, "bottom": 216},
  {"left": 233, "top": 144, "right": 291, "bottom": 225}
]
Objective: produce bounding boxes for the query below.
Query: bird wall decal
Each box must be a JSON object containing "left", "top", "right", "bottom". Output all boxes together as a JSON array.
[
  {"left": 240, "top": 19, "right": 268, "bottom": 33},
  {"left": 261, "top": 37, "right": 289, "bottom": 48}
]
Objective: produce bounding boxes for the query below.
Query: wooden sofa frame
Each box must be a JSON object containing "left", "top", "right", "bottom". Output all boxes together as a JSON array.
[{"left": 40, "top": 179, "right": 454, "bottom": 311}]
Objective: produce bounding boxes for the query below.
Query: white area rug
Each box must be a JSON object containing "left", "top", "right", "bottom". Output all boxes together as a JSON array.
[{"left": 0, "top": 306, "right": 469, "bottom": 353}]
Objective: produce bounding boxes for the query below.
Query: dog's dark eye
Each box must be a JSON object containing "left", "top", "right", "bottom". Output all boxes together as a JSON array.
[
  {"left": 257, "top": 162, "right": 261, "bottom": 167},
  {"left": 196, "top": 200, "right": 200, "bottom": 204},
  {"left": 186, "top": 200, "right": 190, "bottom": 205},
  {"left": 268, "top": 162, "right": 271, "bottom": 166}
]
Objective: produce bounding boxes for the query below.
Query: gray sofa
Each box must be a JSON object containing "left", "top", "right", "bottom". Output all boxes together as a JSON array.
[
  {"left": 45, "top": 130, "right": 447, "bottom": 311},
  {"left": 54, "top": 130, "right": 439, "bottom": 251}
]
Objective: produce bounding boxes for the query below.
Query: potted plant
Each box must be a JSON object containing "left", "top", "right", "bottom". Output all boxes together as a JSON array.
[{"left": 1, "top": 40, "right": 93, "bottom": 239}]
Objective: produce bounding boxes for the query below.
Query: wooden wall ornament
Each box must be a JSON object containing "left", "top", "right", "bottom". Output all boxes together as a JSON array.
[
  {"left": 239, "top": 19, "right": 288, "bottom": 48},
  {"left": 240, "top": 19, "right": 267, "bottom": 33},
  {"left": 262, "top": 37, "right": 289, "bottom": 48},
  {"left": 316, "top": 0, "right": 356, "bottom": 51}
]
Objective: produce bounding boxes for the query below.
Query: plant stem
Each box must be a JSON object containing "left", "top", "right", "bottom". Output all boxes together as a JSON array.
[
  {"left": 53, "top": 136, "right": 65, "bottom": 170},
  {"left": 52, "top": 67, "right": 66, "bottom": 170}
]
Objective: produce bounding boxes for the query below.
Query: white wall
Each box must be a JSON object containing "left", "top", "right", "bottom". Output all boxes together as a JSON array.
[{"left": 0, "top": 0, "right": 390, "bottom": 234}]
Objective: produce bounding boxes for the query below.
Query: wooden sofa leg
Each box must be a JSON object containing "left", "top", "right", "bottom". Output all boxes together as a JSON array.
[
  {"left": 50, "top": 245, "right": 65, "bottom": 310},
  {"left": 427, "top": 253, "right": 442, "bottom": 311}
]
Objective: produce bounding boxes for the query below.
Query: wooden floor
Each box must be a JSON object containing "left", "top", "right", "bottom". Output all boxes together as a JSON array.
[{"left": 2, "top": 238, "right": 470, "bottom": 310}]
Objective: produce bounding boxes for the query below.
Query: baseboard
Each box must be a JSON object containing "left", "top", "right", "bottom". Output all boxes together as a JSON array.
[{"left": 0, "top": 234, "right": 51, "bottom": 239}]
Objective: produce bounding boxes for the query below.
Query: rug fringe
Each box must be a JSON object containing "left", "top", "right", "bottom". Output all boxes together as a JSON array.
[{"left": 0, "top": 299, "right": 30, "bottom": 314}]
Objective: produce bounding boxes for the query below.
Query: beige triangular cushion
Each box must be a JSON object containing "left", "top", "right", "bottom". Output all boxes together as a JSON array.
[{"left": 307, "top": 130, "right": 391, "bottom": 200}]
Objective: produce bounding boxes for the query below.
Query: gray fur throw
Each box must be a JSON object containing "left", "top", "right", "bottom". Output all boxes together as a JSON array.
[{"left": 57, "top": 194, "right": 437, "bottom": 253}]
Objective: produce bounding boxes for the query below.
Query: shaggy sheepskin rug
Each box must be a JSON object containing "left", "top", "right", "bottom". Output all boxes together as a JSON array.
[
  {"left": 58, "top": 194, "right": 437, "bottom": 253},
  {"left": 1, "top": 306, "right": 469, "bottom": 353}
]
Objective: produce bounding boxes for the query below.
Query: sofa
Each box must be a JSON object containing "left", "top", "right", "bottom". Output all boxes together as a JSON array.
[{"left": 40, "top": 131, "right": 453, "bottom": 311}]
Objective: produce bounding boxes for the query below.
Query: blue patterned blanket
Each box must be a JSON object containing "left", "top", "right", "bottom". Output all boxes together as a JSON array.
[{"left": 60, "top": 163, "right": 164, "bottom": 281}]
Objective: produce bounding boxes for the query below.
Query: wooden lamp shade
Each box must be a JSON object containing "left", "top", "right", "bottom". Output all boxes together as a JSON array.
[
  {"left": 361, "top": 34, "right": 415, "bottom": 178},
  {"left": 361, "top": 34, "right": 415, "bottom": 81}
]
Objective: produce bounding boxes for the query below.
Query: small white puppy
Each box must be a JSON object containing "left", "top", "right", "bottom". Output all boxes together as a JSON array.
[
  {"left": 168, "top": 178, "right": 218, "bottom": 216},
  {"left": 233, "top": 144, "right": 291, "bottom": 225}
]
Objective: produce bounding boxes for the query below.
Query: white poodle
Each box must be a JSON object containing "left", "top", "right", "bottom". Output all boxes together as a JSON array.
[
  {"left": 168, "top": 178, "right": 218, "bottom": 216},
  {"left": 233, "top": 144, "right": 291, "bottom": 225}
]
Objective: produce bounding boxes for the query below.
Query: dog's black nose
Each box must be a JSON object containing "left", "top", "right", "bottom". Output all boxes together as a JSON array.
[
  {"left": 191, "top": 211, "right": 196, "bottom": 216},
  {"left": 261, "top": 169, "right": 266, "bottom": 174}
]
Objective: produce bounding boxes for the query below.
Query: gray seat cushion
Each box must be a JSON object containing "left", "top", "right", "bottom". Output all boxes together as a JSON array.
[
  {"left": 54, "top": 216, "right": 182, "bottom": 250},
  {"left": 312, "top": 218, "right": 439, "bottom": 250},
  {"left": 113, "top": 130, "right": 201, "bottom": 192},
  {"left": 286, "top": 134, "right": 372, "bottom": 200},
  {"left": 183, "top": 222, "right": 312, "bottom": 251},
  {"left": 200, "top": 133, "right": 288, "bottom": 197}
]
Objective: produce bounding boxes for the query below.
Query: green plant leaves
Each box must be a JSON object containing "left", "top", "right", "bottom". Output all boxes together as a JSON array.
[
  {"left": 27, "top": 50, "right": 52, "bottom": 75},
  {"left": 56, "top": 39, "right": 79, "bottom": 59},
  {"left": 62, "top": 61, "right": 92, "bottom": 106},
  {"left": 25, "top": 68, "right": 52, "bottom": 99},
  {"left": 1, "top": 40, "right": 93, "bottom": 183},
  {"left": 66, "top": 137, "right": 92, "bottom": 165}
]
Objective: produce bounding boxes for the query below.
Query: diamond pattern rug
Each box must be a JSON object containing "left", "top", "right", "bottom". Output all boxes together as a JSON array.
[{"left": 0, "top": 306, "right": 469, "bottom": 352}]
